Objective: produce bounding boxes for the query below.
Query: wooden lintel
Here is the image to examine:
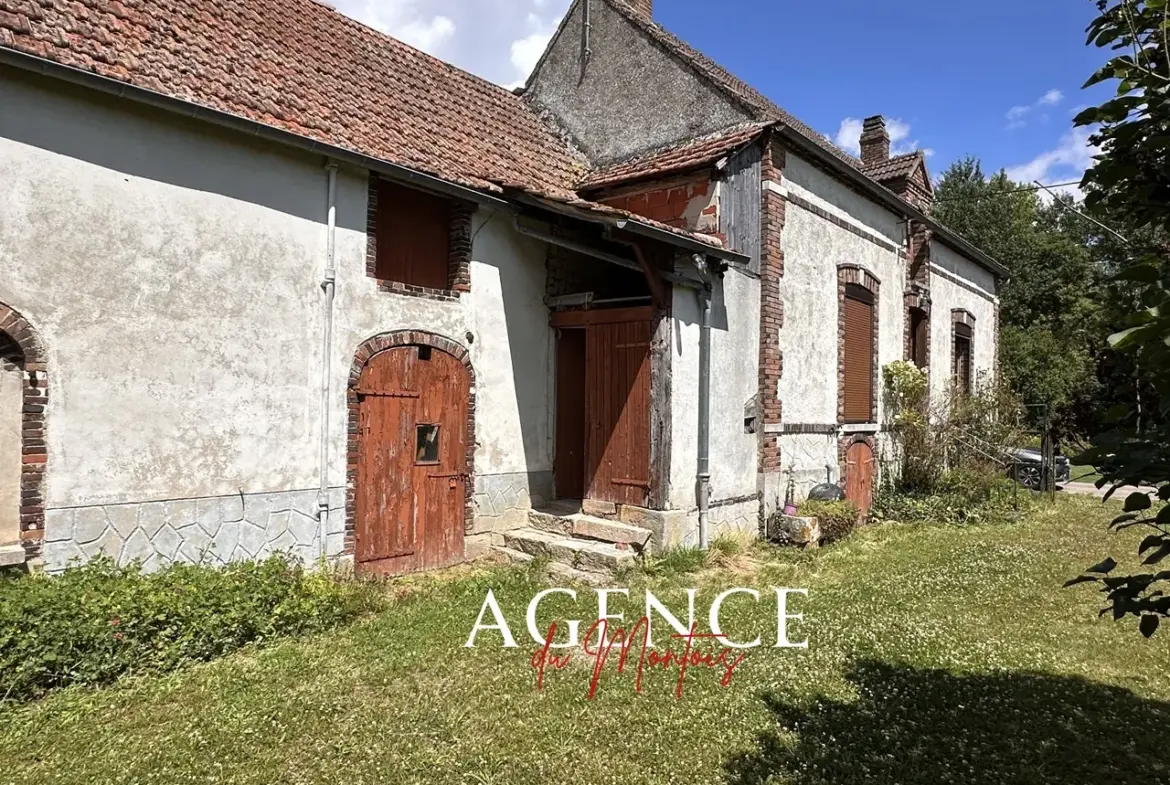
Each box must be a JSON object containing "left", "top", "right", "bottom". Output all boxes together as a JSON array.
[{"left": 549, "top": 306, "right": 655, "bottom": 328}]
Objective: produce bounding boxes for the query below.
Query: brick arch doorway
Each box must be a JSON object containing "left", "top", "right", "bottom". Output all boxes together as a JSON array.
[
  {"left": 349, "top": 332, "right": 473, "bottom": 576},
  {"left": 0, "top": 303, "right": 47, "bottom": 558}
]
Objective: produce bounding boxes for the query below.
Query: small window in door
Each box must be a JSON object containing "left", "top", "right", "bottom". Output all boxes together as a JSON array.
[{"left": 416, "top": 424, "right": 441, "bottom": 464}]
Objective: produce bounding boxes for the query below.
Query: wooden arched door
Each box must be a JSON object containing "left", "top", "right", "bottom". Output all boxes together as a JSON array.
[
  {"left": 355, "top": 345, "right": 469, "bottom": 575},
  {"left": 845, "top": 440, "right": 876, "bottom": 515}
]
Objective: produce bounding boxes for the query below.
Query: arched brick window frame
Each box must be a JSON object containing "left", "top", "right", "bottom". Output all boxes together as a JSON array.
[
  {"left": 837, "top": 265, "right": 881, "bottom": 425},
  {"left": 0, "top": 303, "right": 47, "bottom": 557},
  {"left": 345, "top": 330, "right": 476, "bottom": 554}
]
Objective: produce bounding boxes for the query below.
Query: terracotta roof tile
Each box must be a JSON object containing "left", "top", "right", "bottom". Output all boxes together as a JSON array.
[
  {"left": 0, "top": 0, "right": 586, "bottom": 195},
  {"left": 861, "top": 152, "right": 924, "bottom": 183},
  {"left": 579, "top": 123, "right": 769, "bottom": 190}
]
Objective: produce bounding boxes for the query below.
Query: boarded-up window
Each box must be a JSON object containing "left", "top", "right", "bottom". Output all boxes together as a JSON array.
[
  {"left": 843, "top": 284, "right": 875, "bottom": 423},
  {"left": 376, "top": 181, "right": 450, "bottom": 290},
  {"left": 953, "top": 323, "right": 973, "bottom": 394},
  {"left": 909, "top": 308, "right": 928, "bottom": 369}
]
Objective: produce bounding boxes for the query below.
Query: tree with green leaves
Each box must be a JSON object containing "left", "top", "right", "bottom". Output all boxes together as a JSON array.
[
  {"left": 934, "top": 162, "right": 1103, "bottom": 438},
  {"left": 1064, "top": 0, "right": 1170, "bottom": 637}
]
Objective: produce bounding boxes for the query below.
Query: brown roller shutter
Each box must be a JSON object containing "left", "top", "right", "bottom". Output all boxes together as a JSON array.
[{"left": 843, "top": 291, "right": 875, "bottom": 423}]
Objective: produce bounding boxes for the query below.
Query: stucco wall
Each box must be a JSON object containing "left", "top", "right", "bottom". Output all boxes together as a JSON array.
[
  {"left": 929, "top": 242, "right": 999, "bottom": 401},
  {"left": 0, "top": 71, "right": 552, "bottom": 570},
  {"left": 525, "top": 0, "right": 751, "bottom": 164},
  {"left": 775, "top": 153, "right": 908, "bottom": 500},
  {"left": 669, "top": 269, "right": 760, "bottom": 527}
]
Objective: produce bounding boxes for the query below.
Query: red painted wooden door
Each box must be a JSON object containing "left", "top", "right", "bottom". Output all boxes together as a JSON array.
[
  {"left": 356, "top": 346, "right": 468, "bottom": 575},
  {"left": 585, "top": 320, "right": 652, "bottom": 507},
  {"left": 845, "top": 440, "right": 876, "bottom": 515}
]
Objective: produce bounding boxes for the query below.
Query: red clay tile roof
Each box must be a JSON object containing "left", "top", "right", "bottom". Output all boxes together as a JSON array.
[
  {"left": 861, "top": 152, "right": 927, "bottom": 184},
  {"left": 578, "top": 123, "right": 770, "bottom": 190},
  {"left": 0, "top": 0, "right": 586, "bottom": 196},
  {"left": 605, "top": 0, "right": 861, "bottom": 170}
]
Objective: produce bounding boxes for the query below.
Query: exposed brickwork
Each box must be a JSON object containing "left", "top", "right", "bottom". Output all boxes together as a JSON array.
[
  {"left": 758, "top": 136, "right": 785, "bottom": 475},
  {"left": 626, "top": 0, "right": 654, "bottom": 19},
  {"left": 0, "top": 303, "right": 47, "bottom": 558},
  {"left": 598, "top": 174, "right": 720, "bottom": 237},
  {"left": 951, "top": 308, "right": 976, "bottom": 329},
  {"left": 859, "top": 116, "right": 890, "bottom": 168},
  {"left": 903, "top": 222, "right": 933, "bottom": 386},
  {"left": 837, "top": 265, "right": 881, "bottom": 426},
  {"left": 346, "top": 331, "right": 476, "bottom": 555},
  {"left": 365, "top": 174, "right": 474, "bottom": 302}
]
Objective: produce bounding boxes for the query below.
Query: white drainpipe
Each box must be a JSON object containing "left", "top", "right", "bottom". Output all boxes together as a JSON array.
[
  {"left": 318, "top": 162, "right": 339, "bottom": 560},
  {"left": 692, "top": 254, "right": 715, "bottom": 550}
]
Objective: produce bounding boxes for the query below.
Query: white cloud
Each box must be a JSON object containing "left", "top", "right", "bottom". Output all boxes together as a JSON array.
[
  {"left": 1005, "top": 88, "right": 1065, "bottom": 129},
  {"left": 1004, "top": 126, "right": 1098, "bottom": 196},
  {"left": 835, "top": 116, "right": 924, "bottom": 157},
  {"left": 331, "top": 0, "right": 571, "bottom": 87}
]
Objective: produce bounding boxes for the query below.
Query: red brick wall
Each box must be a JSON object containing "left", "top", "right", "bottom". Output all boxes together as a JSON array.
[
  {"left": 758, "top": 137, "right": 785, "bottom": 475},
  {"left": 0, "top": 304, "right": 47, "bottom": 558},
  {"left": 600, "top": 175, "right": 717, "bottom": 234}
]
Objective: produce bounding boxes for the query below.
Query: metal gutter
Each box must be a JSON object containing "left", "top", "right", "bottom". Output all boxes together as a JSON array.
[
  {"left": 0, "top": 46, "right": 513, "bottom": 211},
  {"left": 772, "top": 125, "right": 1010, "bottom": 280}
]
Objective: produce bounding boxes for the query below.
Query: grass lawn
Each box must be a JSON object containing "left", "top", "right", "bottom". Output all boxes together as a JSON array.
[
  {"left": 3, "top": 497, "right": 1169, "bottom": 784},
  {"left": 1069, "top": 464, "right": 1105, "bottom": 485}
]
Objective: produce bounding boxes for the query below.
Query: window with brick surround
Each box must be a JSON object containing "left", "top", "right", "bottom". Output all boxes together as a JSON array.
[
  {"left": 843, "top": 283, "right": 876, "bottom": 424},
  {"left": 953, "top": 323, "right": 973, "bottom": 394},
  {"left": 909, "top": 307, "right": 928, "bottom": 369},
  {"left": 374, "top": 180, "right": 452, "bottom": 290}
]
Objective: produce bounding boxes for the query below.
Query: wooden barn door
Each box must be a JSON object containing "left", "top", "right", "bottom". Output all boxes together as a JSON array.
[
  {"left": 356, "top": 345, "right": 468, "bottom": 575},
  {"left": 844, "top": 440, "right": 876, "bottom": 515},
  {"left": 585, "top": 319, "right": 652, "bottom": 507}
]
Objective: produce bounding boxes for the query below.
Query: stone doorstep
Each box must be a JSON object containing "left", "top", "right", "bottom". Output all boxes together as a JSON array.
[
  {"left": 528, "top": 509, "right": 654, "bottom": 549},
  {"left": 0, "top": 543, "right": 27, "bottom": 567},
  {"left": 501, "top": 528, "right": 636, "bottom": 574},
  {"left": 491, "top": 545, "right": 610, "bottom": 586}
]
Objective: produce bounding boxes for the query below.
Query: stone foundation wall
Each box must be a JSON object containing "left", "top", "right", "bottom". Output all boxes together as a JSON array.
[
  {"left": 471, "top": 471, "right": 553, "bottom": 533},
  {"left": 41, "top": 487, "right": 346, "bottom": 574}
]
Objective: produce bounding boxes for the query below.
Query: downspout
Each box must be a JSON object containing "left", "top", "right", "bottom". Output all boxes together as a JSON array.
[
  {"left": 318, "top": 162, "right": 339, "bottom": 560},
  {"left": 692, "top": 254, "right": 715, "bottom": 550}
]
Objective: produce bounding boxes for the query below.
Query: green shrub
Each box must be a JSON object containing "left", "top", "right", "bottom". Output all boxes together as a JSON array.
[
  {"left": 797, "top": 500, "right": 860, "bottom": 544},
  {"left": 0, "top": 556, "right": 379, "bottom": 702},
  {"left": 871, "top": 468, "right": 1026, "bottom": 526}
]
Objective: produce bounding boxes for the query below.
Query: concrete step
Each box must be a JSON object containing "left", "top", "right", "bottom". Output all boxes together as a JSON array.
[
  {"left": 501, "top": 527, "right": 637, "bottom": 574},
  {"left": 528, "top": 509, "right": 654, "bottom": 550}
]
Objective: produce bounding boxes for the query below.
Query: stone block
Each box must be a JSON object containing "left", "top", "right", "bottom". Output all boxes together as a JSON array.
[
  {"left": 107, "top": 505, "right": 140, "bottom": 539},
  {"left": 769, "top": 515, "right": 821, "bottom": 546},
  {"left": 464, "top": 533, "right": 493, "bottom": 561},
  {"left": 44, "top": 508, "right": 74, "bottom": 543}
]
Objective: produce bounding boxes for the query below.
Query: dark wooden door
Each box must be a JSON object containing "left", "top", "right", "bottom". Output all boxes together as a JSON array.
[
  {"left": 845, "top": 440, "right": 876, "bottom": 515},
  {"left": 555, "top": 329, "right": 587, "bottom": 500},
  {"left": 356, "top": 345, "right": 468, "bottom": 575},
  {"left": 585, "top": 320, "right": 652, "bottom": 507}
]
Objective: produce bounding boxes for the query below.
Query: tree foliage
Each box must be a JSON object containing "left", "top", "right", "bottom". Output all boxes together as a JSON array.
[
  {"left": 1063, "top": 0, "right": 1170, "bottom": 637},
  {"left": 934, "top": 162, "right": 1103, "bottom": 437}
]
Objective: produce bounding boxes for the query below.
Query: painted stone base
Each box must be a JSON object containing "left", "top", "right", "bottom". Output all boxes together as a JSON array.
[
  {"left": 470, "top": 471, "right": 553, "bottom": 534},
  {"left": 41, "top": 487, "right": 347, "bottom": 574},
  {"left": 629, "top": 497, "right": 761, "bottom": 551}
]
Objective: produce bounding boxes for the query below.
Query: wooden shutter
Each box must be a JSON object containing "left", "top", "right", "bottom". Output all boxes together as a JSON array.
[
  {"left": 376, "top": 181, "right": 450, "bottom": 290},
  {"left": 910, "top": 309, "right": 928, "bottom": 369},
  {"left": 843, "top": 289, "right": 875, "bottom": 423}
]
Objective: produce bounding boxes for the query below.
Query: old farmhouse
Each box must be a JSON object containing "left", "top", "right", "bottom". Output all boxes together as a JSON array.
[{"left": 0, "top": 0, "right": 1004, "bottom": 575}]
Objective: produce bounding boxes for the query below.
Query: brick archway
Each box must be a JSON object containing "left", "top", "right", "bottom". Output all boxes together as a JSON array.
[
  {"left": 0, "top": 303, "right": 47, "bottom": 557},
  {"left": 345, "top": 330, "right": 476, "bottom": 555}
]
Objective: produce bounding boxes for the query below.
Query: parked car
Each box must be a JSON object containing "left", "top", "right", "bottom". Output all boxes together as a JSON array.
[{"left": 1006, "top": 447, "right": 1071, "bottom": 489}]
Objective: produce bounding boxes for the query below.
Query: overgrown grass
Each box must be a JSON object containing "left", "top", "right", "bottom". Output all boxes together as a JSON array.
[
  {"left": 2, "top": 497, "right": 1167, "bottom": 784},
  {"left": 0, "top": 555, "right": 380, "bottom": 702}
]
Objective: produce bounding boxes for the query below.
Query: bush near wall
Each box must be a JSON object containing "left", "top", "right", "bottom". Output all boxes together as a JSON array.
[
  {"left": 796, "top": 500, "right": 861, "bottom": 545},
  {"left": 871, "top": 469, "right": 1027, "bottom": 526},
  {"left": 0, "top": 556, "right": 380, "bottom": 702}
]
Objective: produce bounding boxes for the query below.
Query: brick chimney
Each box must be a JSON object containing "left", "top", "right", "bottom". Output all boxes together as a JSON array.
[
  {"left": 859, "top": 116, "right": 889, "bottom": 166},
  {"left": 627, "top": 0, "right": 653, "bottom": 20}
]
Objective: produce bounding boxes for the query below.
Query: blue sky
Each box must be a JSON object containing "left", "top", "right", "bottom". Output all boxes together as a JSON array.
[{"left": 334, "top": 0, "right": 1107, "bottom": 189}]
